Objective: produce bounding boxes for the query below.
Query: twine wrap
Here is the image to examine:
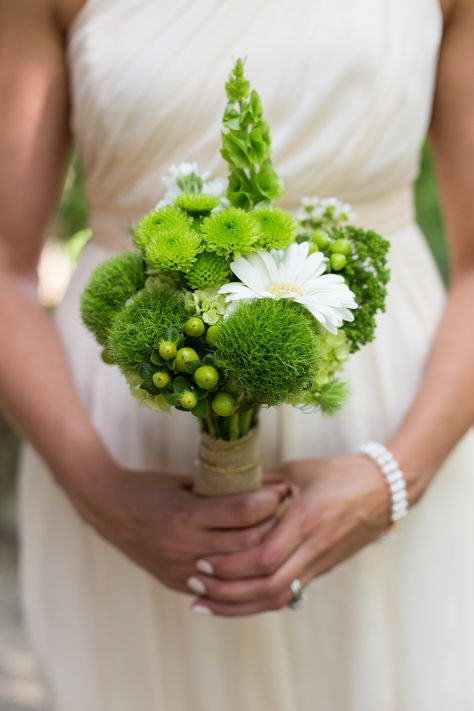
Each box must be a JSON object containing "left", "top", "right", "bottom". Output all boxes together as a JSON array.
[{"left": 193, "top": 428, "right": 262, "bottom": 496}]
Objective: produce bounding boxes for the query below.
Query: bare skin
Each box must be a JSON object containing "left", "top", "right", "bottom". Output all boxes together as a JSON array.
[{"left": 1, "top": 0, "right": 473, "bottom": 617}]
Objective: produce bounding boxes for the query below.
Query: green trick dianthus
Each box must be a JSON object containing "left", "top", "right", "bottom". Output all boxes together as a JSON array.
[
  {"left": 109, "top": 289, "right": 188, "bottom": 373},
  {"left": 213, "top": 298, "right": 319, "bottom": 406},
  {"left": 253, "top": 207, "right": 296, "bottom": 250},
  {"left": 80, "top": 252, "right": 145, "bottom": 345},
  {"left": 174, "top": 193, "right": 221, "bottom": 216},
  {"left": 201, "top": 208, "right": 261, "bottom": 256},
  {"left": 144, "top": 227, "right": 202, "bottom": 271},
  {"left": 185, "top": 252, "right": 231, "bottom": 289},
  {"left": 133, "top": 207, "right": 192, "bottom": 250}
]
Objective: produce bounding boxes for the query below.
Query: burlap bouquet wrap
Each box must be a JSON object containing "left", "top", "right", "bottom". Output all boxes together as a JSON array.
[{"left": 193, "top": 428, "right": 262, "bottom": 496}]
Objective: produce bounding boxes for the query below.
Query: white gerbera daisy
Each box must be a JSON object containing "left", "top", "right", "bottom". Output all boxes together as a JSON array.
[
  {"left": 156, "top": 163, "right": 226, "bottom": 207},
  {"left": 219, "top": 242, "right": 357, "bottom": 334}
]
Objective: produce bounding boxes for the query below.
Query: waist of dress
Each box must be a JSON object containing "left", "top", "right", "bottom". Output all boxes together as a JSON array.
[{"left": 88, "top": 185, "right": 416, "bottom": 253}]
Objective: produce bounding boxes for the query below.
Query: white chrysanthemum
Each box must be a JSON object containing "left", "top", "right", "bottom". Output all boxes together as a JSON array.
[
  {"left": 219, "top": 242, "right": 357, "bottom": 334},
  {"left": 297, "top": 196, "right": 356, "bottom": 224},
  {"left": 156, "top": 163, "right": 226, "bottom": 208}
]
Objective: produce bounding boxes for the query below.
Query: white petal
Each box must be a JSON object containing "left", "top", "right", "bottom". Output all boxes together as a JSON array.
[{"left": 229, "top": 257, "right": 266, "bottom": 291}]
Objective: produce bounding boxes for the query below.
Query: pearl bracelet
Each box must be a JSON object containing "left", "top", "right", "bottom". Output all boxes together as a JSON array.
[{"left": 359, "top": 441, "right": 409, "bottom": 526}]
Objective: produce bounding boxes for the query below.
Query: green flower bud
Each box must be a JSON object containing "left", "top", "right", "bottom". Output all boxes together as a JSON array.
[
  {"left": 312, "top": 228, "right": 331, "bottom": 250},
  {"left": 194, "top": 365, "right": 219, "bottom": 390},
  {"left": 330, "top": 238, "right": 352, "bottom": 256},
  {"left": 330, "top": 253, "right": 347, "bottom": 271},
  {"left": 159, "top": 341, "right": 178, "bottom": 360},
  {"left": 206, "top": 324, "right": 220, "bottom": 345},
  {"left": 175, "top": 347, "right": 200, "bottom": 372},
  {"left": 180, "top": 390, "right": 198, "bottom": 410},
  {"left": 212, "top": 392, "right": 238, "bottom": 417},
  {"left": 152, "top": 370, "right": 171, "bottom": 389},
  {"left": 184, "top": 317, "right": 205, "bottom": 338}
]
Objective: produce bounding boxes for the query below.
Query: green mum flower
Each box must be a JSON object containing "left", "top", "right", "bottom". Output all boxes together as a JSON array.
[
  {"left": 174, "top": 193, "right": 221, "bottom": 216},
  {"left": 133, "top": 207, "right": 192, "bottom": 250},
  {"left": 253, "top": 207, "right": 296, "bottom": 250},
  {"left": 202, "top": 208, "right": 261, "bottom": 256},
  {"left": 186, "top": 252, "right": 230, "bottom": 289},
  {"left": 144, "top": 227, "right": 202, "bottom": 271}
]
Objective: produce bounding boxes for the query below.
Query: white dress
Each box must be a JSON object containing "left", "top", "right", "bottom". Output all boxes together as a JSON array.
[{"left": 18, "top": 0, "right": 474, "bottom": 709}]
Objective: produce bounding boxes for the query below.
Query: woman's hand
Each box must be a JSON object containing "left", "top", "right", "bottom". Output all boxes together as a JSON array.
[
  {"left": 187, "top": 455, "right": 392, "bottom": 616},
  {"left": 68, "top": 456, "right": 289, "bottom": 596}
]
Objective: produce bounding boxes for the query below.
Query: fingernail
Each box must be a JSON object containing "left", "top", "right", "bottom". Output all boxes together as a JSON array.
[
  {"left": 191, "top": 603, "right": 213, "bottom": 615},
  {"left": 196, "top": 559, "right": 214, "bottom": 575},
  {"left": 187, "top": 576, "right": 207, "bottom": 595}
]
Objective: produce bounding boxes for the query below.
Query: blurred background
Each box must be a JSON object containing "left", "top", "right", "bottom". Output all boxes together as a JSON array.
[{"left": 0, "top": 146, "right": 448, "bottom": 710}]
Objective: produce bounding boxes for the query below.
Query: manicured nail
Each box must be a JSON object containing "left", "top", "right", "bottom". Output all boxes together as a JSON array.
[
  {"left": 187, "top": 576, "right": 207, "bottom": 595},
  {"left": 191, "top": 603, "right": 212, "bottom": 615},
  {"left": 196, "top": 559, "right": 214, "bottom": 575}
]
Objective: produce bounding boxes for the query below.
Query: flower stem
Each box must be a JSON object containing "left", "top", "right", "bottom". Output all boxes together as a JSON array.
[
  {"left": 204, "top": 414, "right": 217, "bottom": 438},
  {"left": 229, "top": 413, "right": 240, "bottom": 440},
  {"left": 239, "top": 407, "right": 254, "bottom": 436}
]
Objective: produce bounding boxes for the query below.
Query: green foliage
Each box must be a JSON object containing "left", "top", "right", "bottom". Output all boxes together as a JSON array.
[
  {"left": 109, "top": 289, "right": 187, "bottom": 373},
  {"left": 201, "top": 207, "right": 261, "bottom": 256},
  {"left": 174, "top": 193, "right": 221, "bottom": 216},
  {"left": 80, "top": 252, "right": 145, "bottom": 345},
  {"left": 339, "top": 227, "right": 390, "bottom": 352},
  {"left": 253, "top": 207, "right": 296, "bottom": 250},
  {"left": 213, "top": 298, "right": 319, "bottom": 406},
  {"left": 221, "top": 58, "right": 285, "bottom": 209},
  {"left": 133, "top": 207, "right": 192, "bottom": 250},
  {"left": 186, "top": 252, "right": 231, "bottom": 289}
]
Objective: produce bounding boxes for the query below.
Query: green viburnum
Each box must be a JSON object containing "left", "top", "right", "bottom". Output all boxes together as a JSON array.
[
  {"left": 174, "top": 193, "right": 221, "bottom": 216},
  {"left": 144, "top": 227, "right": 202, "bottom": 271},
  {"left": 336, "top": 226, "right": 390, "bottom": 352},
  {"left": 109, "top": 289, "right": 187, "bottom": 373},
  {"left": 221, "top": 58, "right": 285, "bottom": 209},
  {"left": 213, "top": 298, "right": 319, "bottom": 406},
  {"left": 80, "top": 252, "right": 145, "bottom": 345},
  {"left": 133, "top": 206, "right": 192, "bottom": 250},
  {"left": 185, "top": 252, "right": 231, "bottom": 290},
  {"left": 201, "top": 207, "right": 261, "bottom": 256},
  {"left": 184, "top": 287, "right": 227, "bottom": 325},
  {"left": 253, "top": 207, "right": 296, "bottom": 250}
]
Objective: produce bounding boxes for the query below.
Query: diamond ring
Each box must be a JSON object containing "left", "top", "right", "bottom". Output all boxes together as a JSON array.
[{"left": 287, "top": 578, "right": 304, "bottom": 610}]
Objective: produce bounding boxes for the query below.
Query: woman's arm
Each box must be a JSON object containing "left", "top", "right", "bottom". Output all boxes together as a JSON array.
[
  {"left": 0, "top": 0, "right": 286, "bottom": 594},
  {"left": 185, "top": 0, "right": 474, "bottom": 616}
]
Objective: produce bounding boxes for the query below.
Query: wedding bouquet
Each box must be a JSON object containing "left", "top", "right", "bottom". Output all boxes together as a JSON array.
[{"left": 80, "top": 59, "right": 389, "bottom": 496}]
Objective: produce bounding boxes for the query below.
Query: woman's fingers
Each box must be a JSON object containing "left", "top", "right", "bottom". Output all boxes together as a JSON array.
[
  {"left": 189, "top": 483, "right": 289, "bottom": 530},
  {"left": 200, "top": 514, "right": 279, "bottom": 555},
  {"left": 195, "top": 497, "right": 305, "bottom": 579}
]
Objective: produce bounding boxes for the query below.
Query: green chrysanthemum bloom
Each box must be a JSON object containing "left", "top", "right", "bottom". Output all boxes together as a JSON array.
[
  {"left": 202, "top": 208, "right": 261, "bottom": 256},
  {"left": 253, "top": 207, "right": 296, "bottom": 250},
  {"left": 80, "top": 252, "right": 145, "bottom": 345},
  {"left": 133, "top": 207, "right": 192, "bottom": 250},
  {"left": 213, "top": 299, "right": 319, "bottom": 406},
  {"left": 144, "top": 227, "right": 202, "bottom": 271},
  {"left": 109, "top": 289, "right": 188, "bottom": 373},
  {"left": 185, "top": 252, "right": 231, "bottom": 289},
  {"left": 174, "top": 193, "right": 221, "bottom": 216}
]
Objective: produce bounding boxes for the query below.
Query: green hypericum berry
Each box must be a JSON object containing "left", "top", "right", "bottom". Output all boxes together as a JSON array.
[
  {"left": 101, "top": 347, "right": 116, "bottom": 365},
  {"left": 308, "top": 243, "right": 320, "bottom": 255},
  {"left": 330, "top": 253, "right": 347, "bottom": 271},
  {"left": 212, "top": 392, "right": 238, "bottom": 417},
  {"left": 206, "top": 324, "right": 220, "bottom": 345},
  {"left": 312, "top": 229, "right": 331, "bottom": 250},
  {"left": 194, "top": 365, "right": 219, "bottom": 390},
  {"left": 184, "top": 317, "right": 205, "bottom": 337},
  {"left": 180, "top": 391, "right": 198, "bottom": 410},
  {"left": 330, "top": 238, "right": 352, "bottom": 256},
  {"left": 175, "top": 347, "right": 200, "bottom": 372},
  {"left": 152, "top": 371, "right": 171, "bottom": 389},
  {"left": 159, "top": 341, "right": 177, "bottom": 360}
]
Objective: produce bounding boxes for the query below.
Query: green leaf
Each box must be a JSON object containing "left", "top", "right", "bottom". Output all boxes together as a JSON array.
[
  {"left": 173, "top": 376, "right": 189, "bottom": 394},
  {"left": 138, "top": 363, "right": 157, "bottom": 380},
  {"left": 140, "top": 381, "right": 159, "bottom": 396},
  {"left": 183, "top": 359, "right": 200, "bottom": 375},
  {"left": 164, "top": 391, "right": 182, "bottom": 406},
  {"left": 191, "top": 398, "right": 210, "bottom": 418},
  {"left": 150, "top": 349, "right": 165, "bottom": 366},
  {"left": 249, "top": 89, "right": 262, "bottom": 120},
  {"left": 221, "top": 133, "right": 250, "bottom": 169},
  {"left": 164, "top": 326, "right": 181, "bottom": 344}
]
